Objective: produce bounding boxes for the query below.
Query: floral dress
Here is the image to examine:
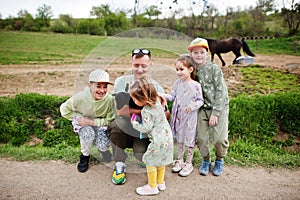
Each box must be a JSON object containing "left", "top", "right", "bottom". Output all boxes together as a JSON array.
[
  {"left": 132, "top": 100, "right": 173, "bottom": 166},
  {"left": 164, "top": 79, "right": 204, "bottom": 147}
]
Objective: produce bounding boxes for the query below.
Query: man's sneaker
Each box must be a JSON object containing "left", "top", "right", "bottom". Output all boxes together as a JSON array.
[
  {"left": 157, "top": 182, "right": 166, "bottom": 191},
  {"left": 171, "top": 159, "right": 184, "bottom": 173},
  {"left": 77, "top": 154, "right": 90, "bottom": 173},
  {"left": 212, "top": 159, "right": 224, "bottom": 176},
  {"left": 179, "top": 163, "right": 193, "bottom": 177},
  {"left": 136, "top": 184, "right": 159, "bottom": 196},
  {"left": 199, "top": 160, "right": 211, "bottom": 176},
  {"left": 100, "top": 150, "right": 112, "bottom": 162},
  {"left": 112, "top": 162, "right": 126, "bottom": 185}
]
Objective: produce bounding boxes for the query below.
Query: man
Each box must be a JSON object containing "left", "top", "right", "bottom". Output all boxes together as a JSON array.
[{"left": 108, "top": 48, "right": 169, "bottom": 185}]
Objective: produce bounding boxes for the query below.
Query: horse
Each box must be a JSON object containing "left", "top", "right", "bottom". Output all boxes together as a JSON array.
[{"left": 205, "top": 37, "right": 255, "bottom": 66}]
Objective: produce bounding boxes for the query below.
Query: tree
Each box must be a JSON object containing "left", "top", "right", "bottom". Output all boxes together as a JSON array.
[
  {"left": 35, "top": 4, "right": 53, "bottom": 29},
  {"left": 281, "top": 0, "right": 300, "bottom": 35},
  {"left": 256, "top": 0, "right": 276, "bottom": 13},
  {"left": 145, "top": 5, "right": 161, "bottom": 20},
  {"left": 90, "top": 4, "right": 112, "bottom": 18},
  {"left": 90, "top": 4, "right": 129, "bottom": 36}
]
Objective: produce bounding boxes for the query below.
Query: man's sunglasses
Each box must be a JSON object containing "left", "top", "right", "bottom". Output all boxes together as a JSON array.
[{"left": 131, "top": 48, "right": 151, "bottom": 57}]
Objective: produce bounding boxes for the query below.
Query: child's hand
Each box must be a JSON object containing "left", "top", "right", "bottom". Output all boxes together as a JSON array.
[
  {"left": 77, "top": 117, "right": 94, "bottom": 126},
  {"left": 209, "top": 114, "right": 218, "bottom": 127},
  {"left": 185, "top": 106, "right": 191, "bottom": 114},
  {"left": 131, "top": 113, "right": 142, "bottom": 123}
]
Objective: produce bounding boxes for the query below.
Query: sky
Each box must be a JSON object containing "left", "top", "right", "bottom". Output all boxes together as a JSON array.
[{"left": 0, "top": 0, "right": 292, "bottom": 19}]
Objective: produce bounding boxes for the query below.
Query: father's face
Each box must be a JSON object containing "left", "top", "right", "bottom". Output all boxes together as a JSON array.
[{"left": 132, "top": 55, "right": 152, "bottom": 79}]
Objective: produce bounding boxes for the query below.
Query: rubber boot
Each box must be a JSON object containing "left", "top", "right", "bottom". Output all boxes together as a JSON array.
[{"left": 77, "top": 154, "right": 90, "bottom": 172}]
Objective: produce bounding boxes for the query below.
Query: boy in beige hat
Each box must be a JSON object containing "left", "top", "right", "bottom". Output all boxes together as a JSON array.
[
  {"left": 60, "top": 69, "right": 115, "bottom": 172},
  {"left": 188, "top": 38, "right": 229, "bottom": 176}
]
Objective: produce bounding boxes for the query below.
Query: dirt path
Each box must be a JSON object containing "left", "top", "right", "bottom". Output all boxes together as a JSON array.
[
  {"left": 0, "top": 159, "right": 299, "bottom": 200},
  {"left": 0, "top": 54, "right": 299, "bottom": 97}
]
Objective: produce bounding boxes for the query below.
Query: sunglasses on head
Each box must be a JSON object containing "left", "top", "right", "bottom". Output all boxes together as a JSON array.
[{"left": 132, "top": 48, "right": 151, "bottom": 57}]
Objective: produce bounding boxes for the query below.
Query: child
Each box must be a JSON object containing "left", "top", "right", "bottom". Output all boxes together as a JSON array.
[
  {"left": 163, "top": 54, "right": 204, "bottom": 177},
  {"left": 188, "top": 37, "right": 230, "bottom": 176},
  {"left": 130, "top": 76, "right": 173, "bottom": 196},
  {"left": 60, "top": 69, "right": 115, "bottom": 172}
]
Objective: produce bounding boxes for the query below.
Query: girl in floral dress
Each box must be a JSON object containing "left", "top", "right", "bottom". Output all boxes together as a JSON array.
[
  {"left": 130, "top": 76, "right": 173, "bottom": 196},
  {"left": 164, "top": 54, "right": 204, "bottom": 177}
]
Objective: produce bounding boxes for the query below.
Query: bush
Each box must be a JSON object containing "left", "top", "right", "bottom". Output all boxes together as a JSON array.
[
  {"left": 1, "top": 92, "right": 299, "bottom": 150},
  {"left": 229, "top": 91, "right": 300, "bottom": 144},
  {"left": 0, "top": 93, "right": 77, "bottom": 147}
]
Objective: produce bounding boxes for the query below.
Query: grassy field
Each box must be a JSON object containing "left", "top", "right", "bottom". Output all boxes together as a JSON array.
[
  {"left": 0, "top": 31, "right": 105, "bottom": 64},
  {"left": 1, "top": 31, "right": 299, "bottom": 65},
  {"left": 247, "top": 36, "right": 300, "bottom": 56}
]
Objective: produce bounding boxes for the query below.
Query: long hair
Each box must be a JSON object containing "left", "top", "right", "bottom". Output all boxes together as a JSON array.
[
  {"left": 129, "top": 75, "right": 158, "bottom": 107},
  {"left": 177, "top": 54, "right": 198, "bottom": 81}
]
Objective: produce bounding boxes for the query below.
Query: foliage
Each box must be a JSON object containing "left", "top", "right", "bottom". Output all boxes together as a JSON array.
[
  {"left": 0, "top": 93, "right": 78, "bottom": 147},
  {"left": 0, "top": 1, "right": 299, "bottom": 37},
  {"left": 229, "top": 91, "right": 300, "bottom": 142},
  {"left": 0, "top": 91, "right": 299, "bottom": 168},
  {"left": 35, "top": 4, "right": 53, "bottom": 30}
]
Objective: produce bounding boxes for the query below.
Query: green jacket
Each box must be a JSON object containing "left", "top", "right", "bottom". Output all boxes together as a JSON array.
[
  {"left": 60, "top": 87, "right": 115, "bottom": 127},
  {"left": 196, "top": 61, "right": 229, "bottom": 117}
]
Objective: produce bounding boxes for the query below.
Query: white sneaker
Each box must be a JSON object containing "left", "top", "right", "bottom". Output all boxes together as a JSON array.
[
  {"left": 179, "top": 163, "right": 193, "bottom": 177},
  {"left": 172, "top": 160, "right": 185, "bottom": 173},
  {"left": 136, "top": 184, "right": 159, "bottom": 196},
  {"left": 157, "top": 182, "right": 166, "bottom": 191}
]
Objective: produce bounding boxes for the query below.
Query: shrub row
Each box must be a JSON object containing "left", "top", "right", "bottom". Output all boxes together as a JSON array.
[
  {"left": 0, "top": 92, "right": 299, "bottom": 148},
  {"left": 229, "top": 91, "right": 300, "bottom": 145},
  {"left": 0, "top": 93, "right": 78, "bottom": 147}
]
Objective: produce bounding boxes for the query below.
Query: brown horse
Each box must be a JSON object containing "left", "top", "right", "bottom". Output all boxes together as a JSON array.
[{"left": 206, "top": 38, "right": 255, "bottom": 66}]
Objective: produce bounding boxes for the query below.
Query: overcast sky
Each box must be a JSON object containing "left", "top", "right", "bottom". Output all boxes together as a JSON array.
[{"left": 0, "top": 0, "right": 292, "bottom": 19}]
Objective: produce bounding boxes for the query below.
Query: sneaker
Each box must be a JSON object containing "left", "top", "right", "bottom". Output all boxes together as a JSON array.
[
  {"left": 100, "top": 150, "right": 112, "bottom": 162},
  {"left": 179, "top": 163, "right": 193, "bottom": 177},
  {"left": 77, "top": 154, "right": 90, "bottom": 173},
  {"left": 212, "top": 160, "right": 224, "bottom": 176},
  {"left": 136, "top": 184, "right": 159, "bottom": 196},
  {"left": 199, "top": 160, "right": 211, "bottom": 176},
  {"left": 112, "top": 162, "right": 126, "bottom": 185},
  {"left": 157, "top": 182, "right": 166, "bottom": 191},
  {"left": 172, "top": 159, "right": 184, "bottom": 173}
]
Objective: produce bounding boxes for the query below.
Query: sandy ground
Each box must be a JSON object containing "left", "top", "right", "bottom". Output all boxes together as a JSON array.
[
  {"left": 0, "top": 158, "right": 300, "bottom": 200},
  {"left": 0, "top": 53, "right": 300, "bottom": 200}
]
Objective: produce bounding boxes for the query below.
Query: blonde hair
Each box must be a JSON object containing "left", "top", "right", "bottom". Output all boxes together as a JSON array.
[
  {"left": 129, "top": 75, "right": 158, "bottom": 107},
  {"left": 176, "top": 54, "right": 198, "bottom": 81}
]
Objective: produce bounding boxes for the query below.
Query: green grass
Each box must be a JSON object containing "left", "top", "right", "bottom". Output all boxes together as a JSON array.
[
  {"left": 0, "top": 144, "right": 80, "bottom": 162},
  {"left": 227, "top": 140, "right": 300, "bottom": 169},
  {"left": 1, "top": 142, "right": 299, "bottom": 169},
  {"left": 0, "top": 31, "right": 105, "bottom": 64},
  {"left": 237, "top": 65, "right": 300, "bottom": 96},
  {"left": 247, "top": 36, "right": 300, "bottom": 56}
]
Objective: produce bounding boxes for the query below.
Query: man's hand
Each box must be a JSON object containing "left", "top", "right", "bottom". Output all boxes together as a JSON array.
[
  {"left": 158, "top": 93, "right": 170, "bottom": 120},
  {"left": 114, "top": 99, "right": 131, "bottom": 117}
]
